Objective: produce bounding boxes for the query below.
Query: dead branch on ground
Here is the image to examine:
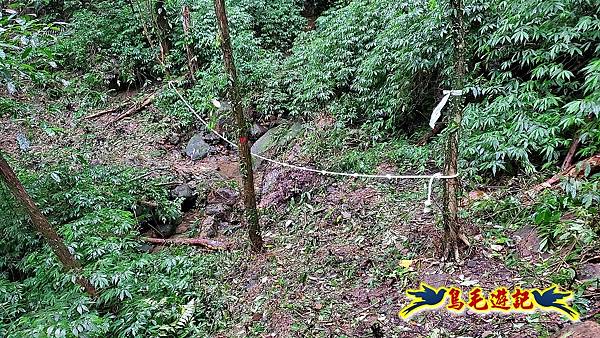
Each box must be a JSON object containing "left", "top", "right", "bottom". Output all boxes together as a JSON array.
[{"left": 142, "top": 237, "right": 229, "bottom": 250}]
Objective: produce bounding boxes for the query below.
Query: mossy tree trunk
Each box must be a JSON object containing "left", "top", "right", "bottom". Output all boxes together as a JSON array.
[
  {"left": 442, "top": 0, "right": 466, "bottom": 262},
  {"left": 214, "top": 0, "right": 263, "bottom": 252},
  {"left": 182, "top": 4, "right": 198, "bottom": 82},
  {"left": 0, "top": 153, "right": 97, "bottom": 297},
  {"left": 155, "top": 0, "right": 171, "bottom": 65}
]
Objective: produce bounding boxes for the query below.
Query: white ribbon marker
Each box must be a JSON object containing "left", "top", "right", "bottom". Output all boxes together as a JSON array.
[
  {"left": 211, "top": 98, "right": 222, "bottom": 108},
  {"left": 429, "top": 90, "right": 463, "bottom": 129}
]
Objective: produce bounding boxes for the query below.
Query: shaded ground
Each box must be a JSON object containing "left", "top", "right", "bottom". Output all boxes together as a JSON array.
[{"left": 2, "top": 93, "right": 598, "bottom": 337}]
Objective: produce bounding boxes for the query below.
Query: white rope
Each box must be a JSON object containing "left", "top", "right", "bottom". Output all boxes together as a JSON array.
[
  {"left": 168, "top": 82, "right": 459, "bottom": 210},
  {"left": 429, "top": 89, "right": 463, "bottom": 129}
]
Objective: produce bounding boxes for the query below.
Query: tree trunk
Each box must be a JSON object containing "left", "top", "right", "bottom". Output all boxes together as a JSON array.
[
  {"left": 182, "top": 4, "right": 198, "bottom": 81},
  {"left": 417, "top": 122, "right": 446, "bottom": 146},
  {"left": 213, "top": 0, "right": 263, "bottom": 252},
  {"left": 0, "top": 154, "right": 96, "bottom": 297},
  {"left": 562, "top": 132, "right": 580, "bottom": 170},
  {"left": 155, "top": 0, "right": 171, "bottom": 64},
  {"left": 442, "top": 0, "right": 466, "bottom": 262}
]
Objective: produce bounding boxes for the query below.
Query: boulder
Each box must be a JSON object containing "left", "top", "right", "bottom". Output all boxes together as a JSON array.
[
  {"left": 201, "top": 216, "right": 218, "bottom": 238},
  {"left": 553, "top": 321, "right": 600, "bottom": 338},
  {"left": 203, "top": 131, "right": 221, "bottom": 145},
  {"left": 171, "top": 183, "right": 197, "bottom": 212},
  {"left": 139, "top": 243, "right": 154, "bottom": 253},
  {"left": 172, "top": 183, "right": 194, "bottom": 199},
  {"left": 250, "top": 123, "right": 268, "bottom": 140},
  {"left": 155, "top": 222, "right": 177, "bottom": 238},
  {"left": 207, "top": 187, "right": 239, "bottom": 206},
  {"left": 205, "top": 203, "right": 232, "bottom": 219},
  {"left": 250, "top": 122, "right": 303, "bottom": 168},
  {"left": 514, "top": 225, "right": 541, "bottom": 259},
  {"left": 578, "top": 263, "right": 600, "bottom": 282},
  {"left": 185, "top": 134, "right": 210, "bottom": 160}
]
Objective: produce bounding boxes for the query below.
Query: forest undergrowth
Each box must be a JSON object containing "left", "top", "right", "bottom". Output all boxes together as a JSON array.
[{"left": 1, "top": 0, "right": 599, "bottom": 337}]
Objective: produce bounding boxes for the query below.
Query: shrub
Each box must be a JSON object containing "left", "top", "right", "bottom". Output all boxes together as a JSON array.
[{"left": 0, "top": 160, "right": 230, "bottom": 337}]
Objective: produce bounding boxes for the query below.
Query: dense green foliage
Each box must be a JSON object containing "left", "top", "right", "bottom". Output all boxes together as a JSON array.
[
  {"left": 0, "top": 161, "right": 229, "bottom": 337},
  {"left": 0, "top": 4, "right": 60, "bottom": 93},
  {"left": 5, "top": 0, "right": 599, "bottom": 176},
  {"left": 2, "top": 0, "right": 599, "bottom": 336},
  {"left": 463, "top": 0, "right": 600, "bottom": 175},
  {"left": 272, "top": 0, "right": 600, "bottom": 175}
]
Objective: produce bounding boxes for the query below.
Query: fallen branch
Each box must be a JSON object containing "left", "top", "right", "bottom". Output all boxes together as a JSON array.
[
  {"left": 142, "top": 237, "right": 229, "bottom": 250},
  {"left": 82, "top": 102, "right": 130, "bottom": 120},
  {"left": 533, "top": 153, "right": 600, "bottom": 192},
  {"left": 154, "top": 181, "right": 184, "bottom": 187},
  {"left": 110, "top": 92, "right": 156, "bottom": 123},
  {"left": 138, "top": 200, "right": 158, "bottom": 208},
  {"left": 520, "top": 154, "right": 600, "bottom": 207}
]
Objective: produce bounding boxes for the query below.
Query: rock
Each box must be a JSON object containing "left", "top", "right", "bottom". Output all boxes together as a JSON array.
[
  {"left": 167, "top": 133, "right": 180, "bottom": 145},
  {"left": 171, "top": 184, "right": 197, "bottom": 212},
  {"left": 201, "top": 216, "right": 218, "bottom": 238},
  {"left": 185, "top": 134, "right": 210, "bottom": 160},
  {"left": 514, "top": 225, "right": 540, "bottom": 259},
  {"left": 490, "top": 244, "right": 503, "bottom": 252},
  {"left": 207, "top": 187, "right": 239, "bottom": 206},
  {"left": 155, "top": 223, "right": 177, "bottom": 238},
  {"left": 205, "top": 203, "right": 232, "bottom": 219},
  {"left": 250, "top": 128, "right": 277, "bottom": 167},
  {"left": 250, "top": 123, "right": 268, "bottom": 140},
  {"left": 250, "top": 122, "right": 303, "bottom": 168},
  {"left": 553, "top": 321, "right": 600, "bottom": 338},
  {"left": 203, "top": 131, "right": 221, "bottom": 145},
  {"left": 578, "top": 263, "right": 600, "bottom": 281},
  {"left": 16, "top": 133, "right": 30, "bottom": 152},
  {"left": 172, "top": 183, "right": 194, "bottom": 199},
  {"left": 139, "top": 243, "right": 154, "bottom": 253}
]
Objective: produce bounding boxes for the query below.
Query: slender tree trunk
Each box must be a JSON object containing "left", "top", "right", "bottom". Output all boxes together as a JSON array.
[
  {"left": 0, "top": 154, "right": 97, "bottom": 296},
  {"left": 442, "top": 0, "right": 466, "bottom": 261},
  {"left": 562, "top": 132, "right": 580, "bottom": 170},
  {"left": 213, "top": 0, "right": 263, "bottom": 252},
  {"left": 182, "top": 4, "right": 198, "bottom": 81},
  {"left": 155, "top": 0, "right": 171, "bottom": 64}
]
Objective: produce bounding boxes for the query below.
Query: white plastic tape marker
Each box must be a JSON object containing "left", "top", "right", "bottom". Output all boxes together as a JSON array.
[{"left": 429, "top": 90, "right": 463, "bottom": 129}]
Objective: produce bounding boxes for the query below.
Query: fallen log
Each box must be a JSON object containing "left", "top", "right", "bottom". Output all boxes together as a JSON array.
[
  {"left": 110, "top": 92, "right": 156, "bottom": 123},
  {"left": 522, "top": 154, "right": 600, "bottom": 206},
  {"left": 142, "top": 236, "right": 229, "bottom": 250},
  {"left": 534, "top": 154, "right": 600, "bottom": 191}
]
